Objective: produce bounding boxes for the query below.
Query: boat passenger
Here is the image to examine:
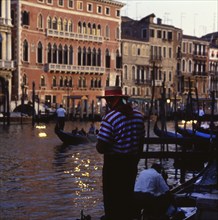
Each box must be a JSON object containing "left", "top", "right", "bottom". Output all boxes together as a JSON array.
[
  {"left": 133, "top": 163, "right": 182, "bottom": 220},
  {"left": 72, "top": 127, "right": 79, "bottom": 135},
  {"left": 198, "top": 106, "right": 205, "bottom": 117},
  {"left": 96, "top": 86, "right": 145, "bottom": 220},
  {"left": 78, "top": 128, "right": 87, "bottom": 136},
  {"left": 88, "top": 123, "right": 96, "bottom": 134}
]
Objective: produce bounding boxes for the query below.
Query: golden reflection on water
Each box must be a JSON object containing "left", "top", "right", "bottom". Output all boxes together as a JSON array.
[
  {"left": 0, "top": 121, "right": 104, "bottom": 219},
  {"left": 35, "top": 125, "right": 46, "bottom": 129},
  {"left": 62, "top": 151, "right": 100, "bottom": 201},
  {"left": 36, "top": 124, "right": 47, "bottom": 137},
  {"left": 38, "top": 132, "right": 47, "bottom": 137}
]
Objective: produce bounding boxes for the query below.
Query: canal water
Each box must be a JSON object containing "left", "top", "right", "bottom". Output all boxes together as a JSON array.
[{"left": 0, "top": 120, "right": 188, "bottom": 220}]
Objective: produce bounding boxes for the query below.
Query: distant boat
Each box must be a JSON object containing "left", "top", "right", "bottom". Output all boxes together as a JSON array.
[{"left": 55, "top": 126, "right": 97, "bottom": 145}]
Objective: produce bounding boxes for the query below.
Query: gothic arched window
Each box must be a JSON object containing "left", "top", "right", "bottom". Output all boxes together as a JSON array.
[
  {"left": 37, "top": 42, "right": 43, "bottom": 63},
  {"left": 37, "top": 14, "right": 43, "bottom": 29},
  {"left": 23, "top": 40, "right": 28, "bottom": 62}
]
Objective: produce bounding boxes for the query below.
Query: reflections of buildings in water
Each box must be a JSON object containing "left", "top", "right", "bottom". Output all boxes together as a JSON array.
[{"left": 0, "top": 121, "right": 191, "bottom": 220}]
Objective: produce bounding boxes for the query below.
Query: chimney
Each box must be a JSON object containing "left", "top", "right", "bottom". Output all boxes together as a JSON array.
[{"left": 157, "top": 18, "right": 162, "bottom": 25}]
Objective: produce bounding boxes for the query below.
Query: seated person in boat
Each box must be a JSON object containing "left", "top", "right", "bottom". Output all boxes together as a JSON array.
[
  {"left": 133, "top": 163, "right": 177, "bottom": 219},
  {"left": 88, "top": 123, "right": 96, "bottom": 134},
  {"left": 72, "top": 127, "right": 79, "bottom": 135},
  {"left": 198, "top": 106, "right": 205, "bottom": 117},
  {"left": 78, "top": 128, "right": 87, "bottom": 136}
]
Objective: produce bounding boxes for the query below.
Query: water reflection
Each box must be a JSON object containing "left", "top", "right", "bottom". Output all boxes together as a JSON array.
[
  {"left": 0, "top": 122, "right": 104, "bottom": 219},
  {"left": 0, "top": 121, "right": 189, "bottom": 219}
]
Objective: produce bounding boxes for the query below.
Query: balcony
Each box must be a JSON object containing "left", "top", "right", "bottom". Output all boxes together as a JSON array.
[
  {"left": 46, "top": 63, "right": 105, "bottom": 74},
  {"left": 193, "top": 71, "right": 207, "bottom": 77},
  {"left": 51, "top": 85, "right": 59, "bottom": 90},
  {"left": 193, "top": 51, "right": 208, "bottom": 56},
  {"left": 150, "top": 55, "right": 162, "bottom": 62},
  {"left": 0, "top": 60, "right": 14, "bottom": 70},
  {"left": 193, "top": 52, "right": 208, "bottom": 61},
  {"left": 0, "top": 18, "right": 12, "bottom": 26},
  {"left": 39, "top": 84, "right": 47, "bottom": 90},
  {"left": 135, "top": 79, "right": 151, "bottom": 85},
  {"left": 46, "top": 29, "right": 103, "bottom": 43},
  {"left": 151, "top": 80, "right": 163, "bottom": 86}
]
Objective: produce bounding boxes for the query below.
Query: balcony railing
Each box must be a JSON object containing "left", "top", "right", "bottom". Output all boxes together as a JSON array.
[
  {"left": 0, "top": 18, "right": 12, "bottom": 26},
  {"left": 135, "top": 79, "right": 151, "bottom": 85},
  {"left": 46, "top": 63, "right": 105, "bottom": 74},
  {"left": 46, "top": 29, "right": 103, "bottom": 43},
  {"left": 39, "top": 84, "right": 47, "bottom": 89},
  {"left": 193, "top": 71, "right": 207, "bottom": 76},
  {"left": 193, "top": 51, "right": 208, "bottom": 56},
  {"left": 151, "top": 80, "right": 163, "bottom": 86},
  {"left": 150, "top": 55, "right": 162, "bottom": 62},
  {"left": 0, "top": 60, "right": 14, "bottom": 70}
]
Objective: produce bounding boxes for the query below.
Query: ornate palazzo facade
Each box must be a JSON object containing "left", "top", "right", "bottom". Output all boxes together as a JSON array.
[{"left": 11, "top": 0, "right": 124, "bottom": 117}]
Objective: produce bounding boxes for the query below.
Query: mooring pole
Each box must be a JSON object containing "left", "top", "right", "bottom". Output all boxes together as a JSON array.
[
  {"left": 6, "top": 80, "right": 10, "bottom": 126},
  {"left": 32, "top": 81, "right": 35, "bottom": 126}
]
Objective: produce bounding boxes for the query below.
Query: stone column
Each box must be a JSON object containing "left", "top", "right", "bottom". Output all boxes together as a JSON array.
[
  {"left": 7, "top": 33, "right": 12, "bottom": 60},
  {"left": 1, "top": 0, "right": 6, "bottom": 18},
  {"left": 1, "top": 33, "right": 6, "bottom": 60},
  {"left": 6, "top": 0, "right": 12, "bottom": 25}
]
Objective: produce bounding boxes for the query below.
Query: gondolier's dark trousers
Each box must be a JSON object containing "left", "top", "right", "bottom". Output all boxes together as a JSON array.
[
  {"left": 102, "top": 154, "right": 139, "bottom": 220},
  {"left": 57, "top": 117, "right": 65, "bottom": 130}
]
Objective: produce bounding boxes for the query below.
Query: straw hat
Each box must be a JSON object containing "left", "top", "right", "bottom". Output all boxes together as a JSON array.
[{"left": 102, "top": 86, "right": 129, "bottom": 98}]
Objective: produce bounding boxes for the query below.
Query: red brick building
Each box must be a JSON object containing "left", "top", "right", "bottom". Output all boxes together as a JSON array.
[{"left": 11, "top": 0, "right": 124, "bottom": 118}]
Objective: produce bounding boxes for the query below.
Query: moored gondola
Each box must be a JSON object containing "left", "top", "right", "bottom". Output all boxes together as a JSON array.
[
  {"left": 172, "top": 160, "right": 218, "bottom": 220},
  {"left": 154, "top": 119, "right": 183, "bottom": 138},
  {"left": 176, "top": 126, "right": 217, "bottom": 141}
]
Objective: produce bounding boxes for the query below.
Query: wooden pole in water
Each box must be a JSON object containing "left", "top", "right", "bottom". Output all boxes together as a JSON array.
[
  {"left": 20, "top": 83, "right": 25, "bottom": 125},
  {"left": 6, "top": 80, "right": 10, "bottom": 126},
  {"left": 2, "top": 80, "right": 6, "bottom": 126},
  {"left": 145, "top": 61, "right": 156, "bottom": 168},
  {"left": 32, "top": 81, "right": 35, "bottom": 126}
]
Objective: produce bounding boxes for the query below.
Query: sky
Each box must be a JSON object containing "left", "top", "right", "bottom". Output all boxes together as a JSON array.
[{"left": 120, "top": 0, "right": 218, "bottom": 37}]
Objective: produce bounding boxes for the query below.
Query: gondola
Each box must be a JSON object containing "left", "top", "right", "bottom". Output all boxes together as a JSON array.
[
  {"left": 153, "top": 119, "right": 217, "bottom": 181},
  {"left": 55, "top": 126, "right": 97, "bottom": 145},
  {"left": 172, "top": 160, "right": 218, "bottom": 220},
  {"left": 176, "top": 126, "right": 218, "bottom": 155},
  {"left": 154, "top": 119, "right": 183, "bottom": 138},
  {"left": 176, "top": 126, "right": 217, "bottom": 140},
  {"left": 193, "top": 122, "right": 218, "bottom": 136}
]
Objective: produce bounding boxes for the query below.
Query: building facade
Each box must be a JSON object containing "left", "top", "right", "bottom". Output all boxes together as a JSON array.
[
  {"left": 179, "top": 35, "right": 210, "bottom": 111},
  {"left": 11, "top": 0, "right": 124, "bottom": 118},
  {"left": 0, "top": 0, "right": 14, "bottom": 112},
  {"left": 208, "top": 46, "right": 218, "bottom": 101},
  {"left": 121, "top": 14, "right": 182, "bottom": 114}
]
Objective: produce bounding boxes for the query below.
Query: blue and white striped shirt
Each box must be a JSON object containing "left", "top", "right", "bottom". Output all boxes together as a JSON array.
[{"left": 97, "top": 109, "right": 145, "bottom": 154}]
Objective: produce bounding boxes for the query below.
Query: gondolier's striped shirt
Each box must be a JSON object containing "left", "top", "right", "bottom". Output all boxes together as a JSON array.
[{"left": 97, "top": 109, "right": 145, "bottom": 154}]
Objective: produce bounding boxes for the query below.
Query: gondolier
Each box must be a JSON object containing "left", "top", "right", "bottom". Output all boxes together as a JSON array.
[
  {"left": 96, "top": 86, "right": 145, "bottom": 220},
  {"left": 56, "top": 104, "right": 66, "bottom": 130}
]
